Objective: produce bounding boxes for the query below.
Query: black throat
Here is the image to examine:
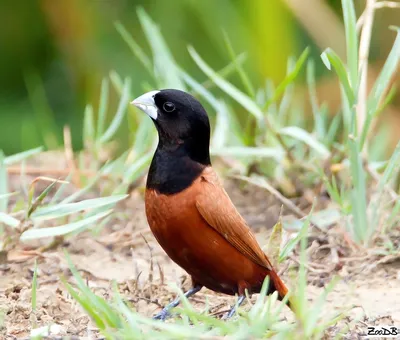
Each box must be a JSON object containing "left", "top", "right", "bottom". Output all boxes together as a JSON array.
[{"left": 146, "top": 139, "right": 211, "bottom": 195}]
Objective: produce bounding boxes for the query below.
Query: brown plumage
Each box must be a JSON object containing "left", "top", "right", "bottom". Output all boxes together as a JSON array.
[
  {"left": 145, "top": 167, "right": 288, "bottom": 298},
  {"left": 132, "top": 89, "right": 290, "bottom": 320}
]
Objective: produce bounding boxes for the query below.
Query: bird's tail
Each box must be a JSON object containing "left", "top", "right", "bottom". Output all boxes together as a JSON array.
[{"left": 268, "top": 269, "right": 293, "bottom": 311}]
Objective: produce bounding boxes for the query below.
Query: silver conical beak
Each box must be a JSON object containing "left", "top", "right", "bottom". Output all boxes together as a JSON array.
[{"left": 131, "top": 90, "right": 160, "bottom": 120}]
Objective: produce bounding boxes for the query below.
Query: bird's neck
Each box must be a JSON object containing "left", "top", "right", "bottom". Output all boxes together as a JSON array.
[{"left": 147, "top": 141, "right": 211, "bottom": 195}]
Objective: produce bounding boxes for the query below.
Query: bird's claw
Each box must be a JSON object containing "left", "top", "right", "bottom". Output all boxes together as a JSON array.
[
  {"left": 222, "top": 308, "right": 236, "bottom": 320},
  {"left": 153, "top": 308, "right": 171, "bottom": 321}
]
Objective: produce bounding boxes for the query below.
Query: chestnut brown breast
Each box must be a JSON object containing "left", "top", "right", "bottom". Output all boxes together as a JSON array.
[{"left": 144, "top": 167, "right": 282, "bottom": 296}]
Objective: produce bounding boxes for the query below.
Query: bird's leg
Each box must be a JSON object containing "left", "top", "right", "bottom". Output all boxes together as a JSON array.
[
  {"left": 153, "top": 285, "right": 202, "bottom": 321},
  {"left": 224, "top": 295, "right": 246, "bottom": 319}
]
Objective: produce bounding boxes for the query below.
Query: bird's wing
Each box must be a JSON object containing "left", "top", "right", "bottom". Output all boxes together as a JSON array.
[{"left": 195, "top": 168, "right": 273, "bottom": 270}]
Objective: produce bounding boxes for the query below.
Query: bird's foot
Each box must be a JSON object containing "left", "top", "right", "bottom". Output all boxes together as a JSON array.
[
  {"left": 153, "top": 308, "right": 171, "bottom": 321},
  {"left": 222, "top": 307, "right": 237, "bottom": 320},
  {"left": 222, "top": 295, "right": 245, "bottom": 320}
]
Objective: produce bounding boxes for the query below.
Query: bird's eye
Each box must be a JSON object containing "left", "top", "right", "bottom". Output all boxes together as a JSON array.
[{"left": 163, "top": 102, "right": 175, "bottom": 112}]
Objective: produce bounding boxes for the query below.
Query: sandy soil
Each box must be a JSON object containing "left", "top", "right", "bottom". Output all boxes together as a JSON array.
[{"left": 1, "top": 176, "right": 400, "bottom": 339}]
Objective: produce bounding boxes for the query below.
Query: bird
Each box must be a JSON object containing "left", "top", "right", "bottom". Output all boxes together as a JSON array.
[{"left": 131, "top": 89, "right": 291, "bottom": 321}]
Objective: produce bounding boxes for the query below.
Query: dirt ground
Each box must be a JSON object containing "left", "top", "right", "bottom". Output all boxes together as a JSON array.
[{"left": 1, "top": 172, "right": 400, "bottom": 339}]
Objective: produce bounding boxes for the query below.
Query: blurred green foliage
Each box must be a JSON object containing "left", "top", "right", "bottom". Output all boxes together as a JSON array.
[{"left": 0, "top": 0, "right": 398, "bottom": 154}]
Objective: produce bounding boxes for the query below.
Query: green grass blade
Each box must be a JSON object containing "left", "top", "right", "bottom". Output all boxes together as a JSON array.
[
  {"left": 210, "top": 146, "right": 285, "bottom": 160},
  {"left": 117, "top": 153, "right": 153, "bottom": 194},
  {"left": 180, "top": 69, "right": 221, "bottom": 109},
  {"left": 361, "top": 27, "right": 400, "bottom": 148},
  {"left": 50, "top": 173, "right": 72, "bottom": 204},
  {"left": 295, "top": 203, "right": 314, "bottom": 319},
  {"left": 180, "top": 69, "right": 244, "bottom": 148},
  {"left": 101, "top": 151, "right": 129, "bottom": 176},
  {"left": 279, "top": 126, "right": 330, "bottom": 158},
  {"left": 307, "top": 60, "right": 325, "bottom": 138},
  {"left": 374, "top": 84, "right": 397, "bottom": 117},
  {"left": 367, "top": 27, "right": 400, "bottom": 113},
  {"left": 27, "top": 181, "right": 58, "bottom": 218},
  {"left": 31, "top": 195, "right": 128, "bottom": 221},
  {"left": 386, "top": 198, "right": 400, "bottom": 231},
  {"left": 32, "top": 259, "right": 38, "bottom": 312},
  {"left": 4, "top": 147, "right": 44, "bottom": 166},
  {"left": 200, "top": 52, "right": 248, "bottom": 90},
  {"left": 377, "top": 141, "right": 400, "bottom": 194},
  {"left": 341, "top": 0, "right": 358, "bottom": 92},
  {"left": 109, "top": 70, "right": 124, "bottom": 94},
  {"left": 340, "top": 86, "right": 353, "bottom": 137},
  {"left": 114, "top": 291, "right": 142, "bottom": 336},
  {"left": 115, "top": 21, "right": 153, "bottom": 75},
  {"left": 304, "top": 276, "right": 340, "bottom": 336},
  {"left": 369, "top": 141, "right": 400, "bottom": 232},
  {"left": 20, "top": 209, "right": 113, "bottom": 241},
  {"left": 64, "top": 253, "right": 123, "bottom": 329},
  {"left": 189, "top": 46, "right": 263, "bottom": 120},
  {"left": 61, "top": 167, "right": 104, "bottom": 204},
  {"left": 83, "top": 104, "right": 95, "bottom": 148},
  {"left": 222, "top": 30, "right": 255, "bottom": 97},
  {"left": 321, "top": 48, "right": 355, "bottom": 105},
  {"left": 278, "top": 57, "right": 296, "bottom": 120},
  {"left": 263, "top": 47, "right": 310, "bottom": 110},
  {"left": 99, "top": 78, "right": 131, "bottom": 144},
  {"left": 137, "top": 7, "right": 185, "bottom": 89},
  {"left": 62, "top": 278, "right": 106, "bottom": 330},
  {"left": 211, "top": 101, "right": 230, "bottom": 149},
  {"left": 279, "top": 229, "right": 304, "bottom": 262},
  {"left": 325, "top": 113, "right": 342, "bottom": 147},
  {"left": 97, "top": 78, "right": 109, "bottom": 140},
  {"left": 0, "top": 212, "right": 20, "bottom": 228},
  {"left": 131, "top": 115, "right": 155, "bottom": 157},
  {"left": 348, "top": 136, "right": 369, "bottom": 243},
  {"left": 0, "top": 192, "right": 19, "bottom": 201}
]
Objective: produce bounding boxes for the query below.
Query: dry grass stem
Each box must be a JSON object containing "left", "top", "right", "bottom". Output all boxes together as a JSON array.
[{"left": 357, "top": 0, "right": 377, "bottom": 142}]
